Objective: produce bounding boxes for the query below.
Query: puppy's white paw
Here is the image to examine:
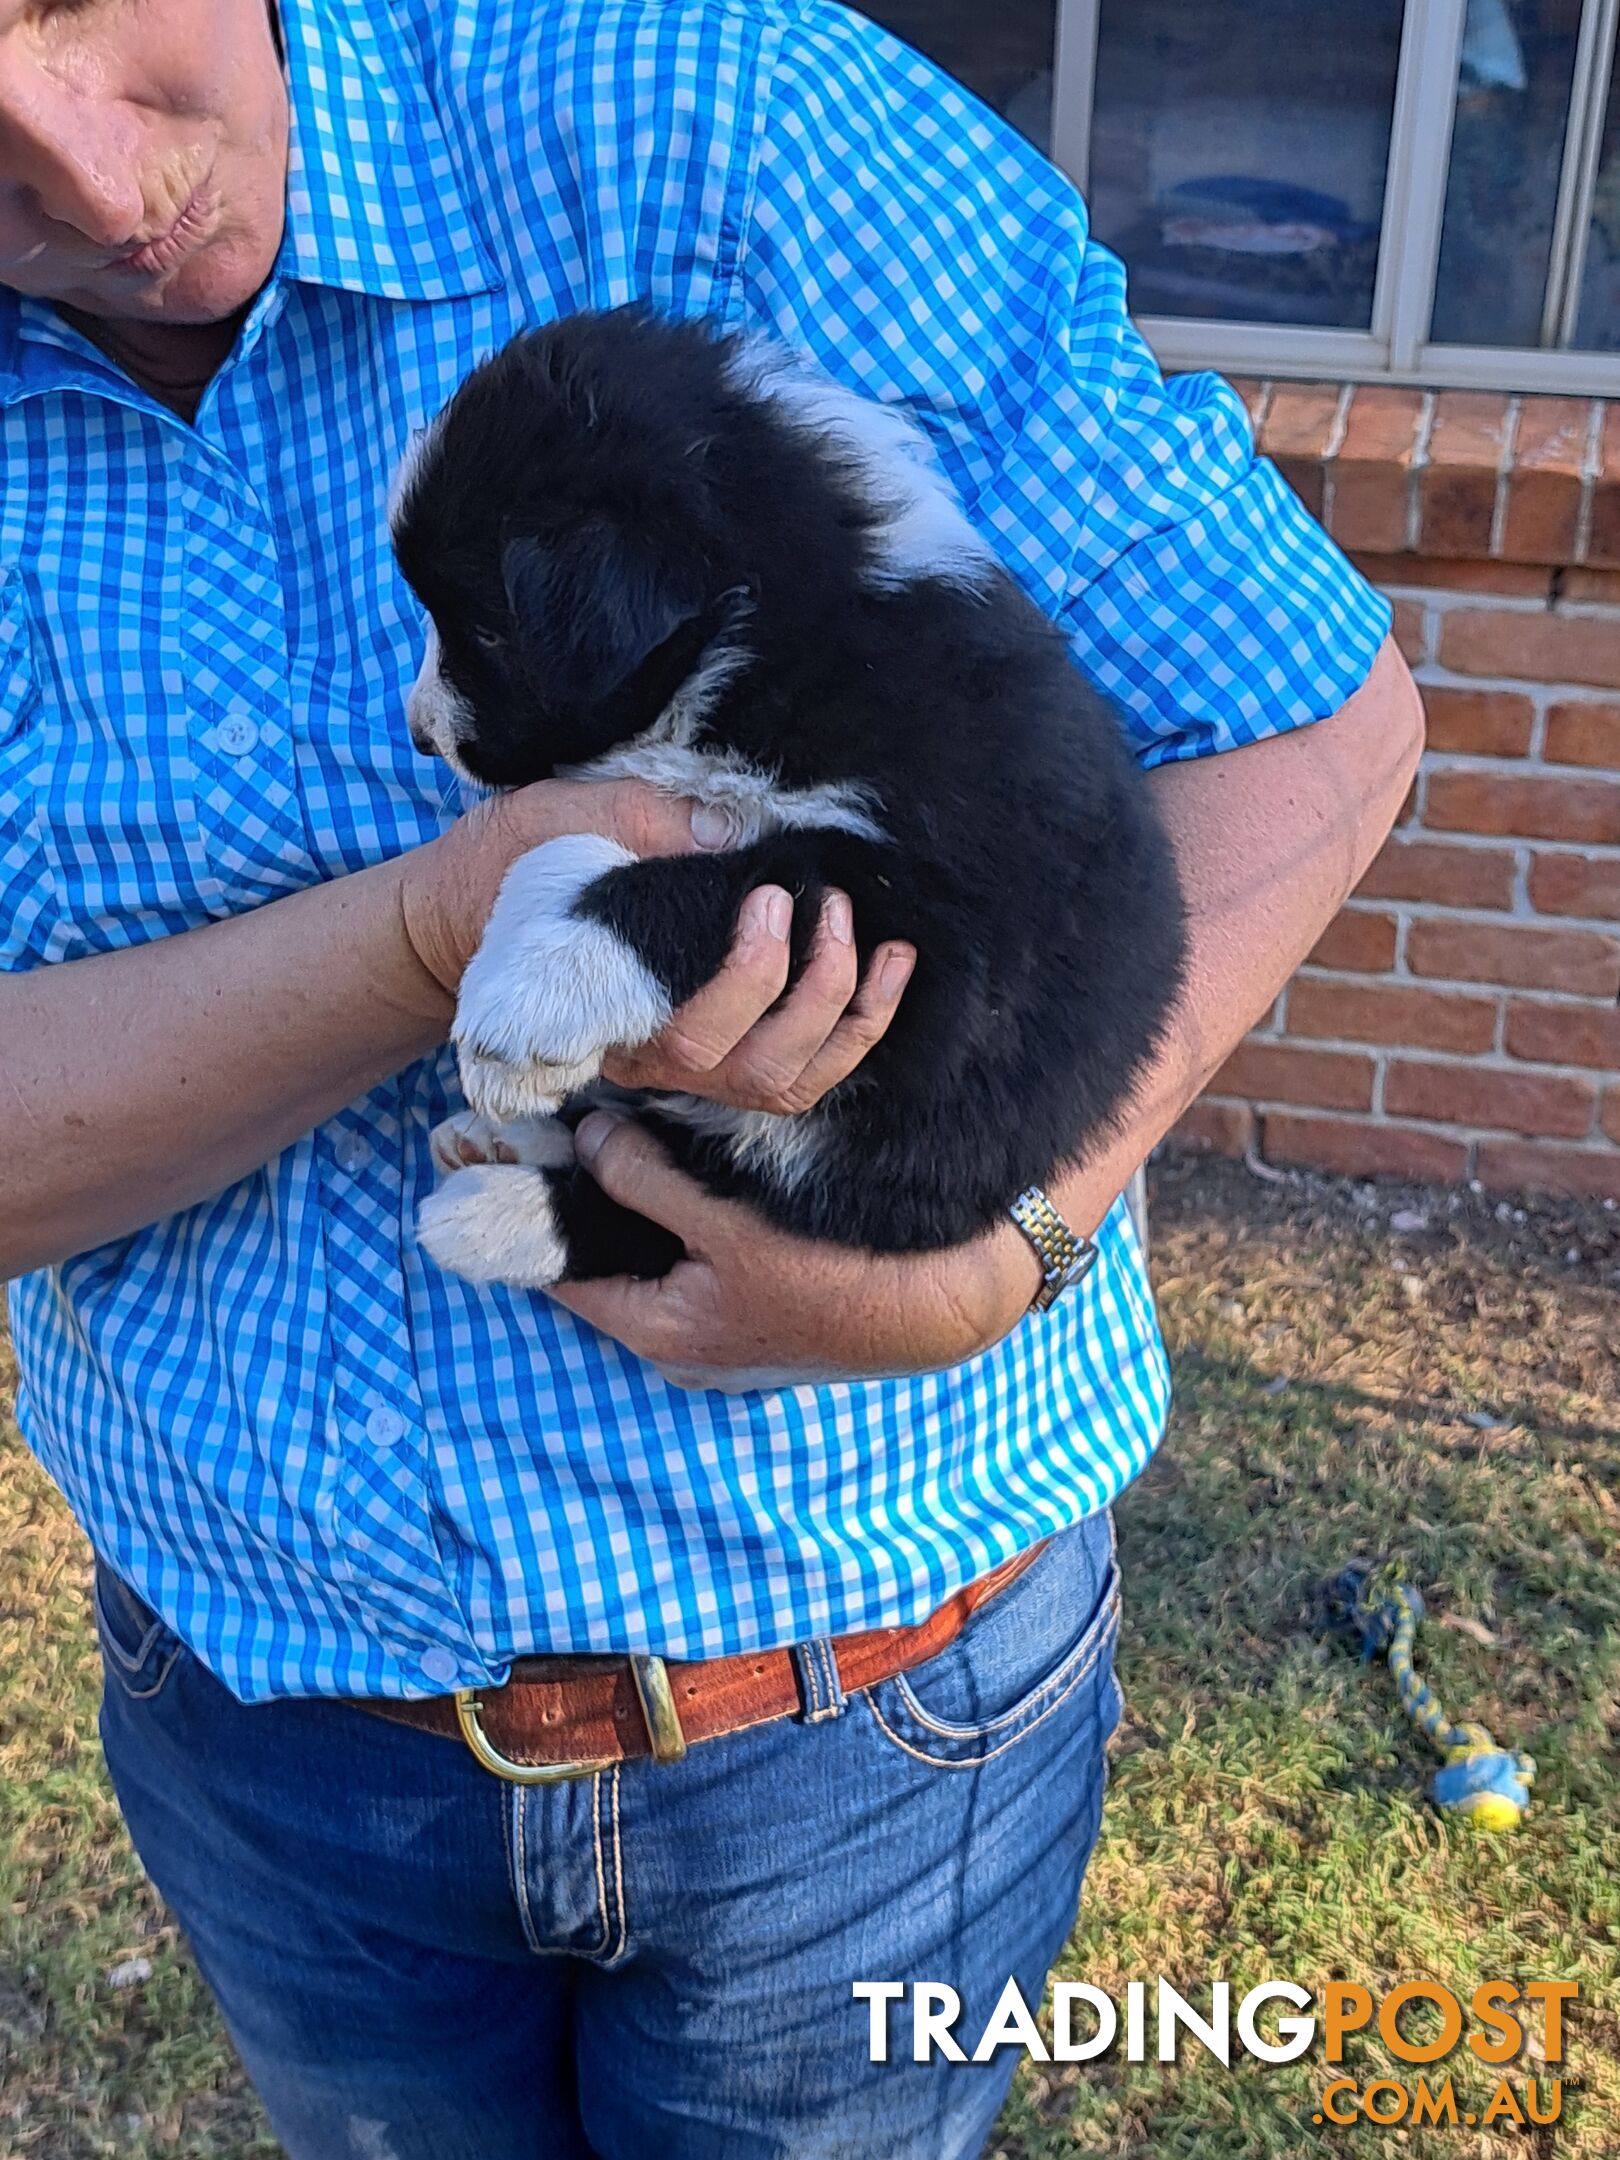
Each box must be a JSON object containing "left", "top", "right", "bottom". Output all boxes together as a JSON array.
[
  {"left": 457, "top": 1048, "right": 603, "bottom": 1123},
  {"left": 429, "top": 1110, "right": 577, "bottom": 1176},
  {"left": 417, "top": 1164, "right": 570, "bottom": 1288},
  {"left": 452, "top": 834, "right": 672, "bottom": 1120}
]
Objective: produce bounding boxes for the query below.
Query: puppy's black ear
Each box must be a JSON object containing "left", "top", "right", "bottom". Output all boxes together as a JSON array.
[{"left": 502, "top": 523, "right": 704, "bottom": 717}]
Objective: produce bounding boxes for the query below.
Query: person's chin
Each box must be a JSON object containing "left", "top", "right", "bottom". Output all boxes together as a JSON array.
[
  {"left": 75, "top": 221, "right": 283, "bottom": 328},
  {"left": 150, "top": 227, "right": 283, "bottom": 323}
]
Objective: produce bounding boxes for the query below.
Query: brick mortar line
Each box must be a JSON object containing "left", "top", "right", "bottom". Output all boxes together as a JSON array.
[
  {"left": 1382, "top": 579, "right": 1620, "bottom": 622},
  {"left": 1417, "top": 746, "right": 1620, "bottom": 777},
  {"left": 1295, "top": 963, "right": 1620, "bottom": 1003},
  {"left": 1536, "top": 600, "right": 1620, "bottom": 622},
  {"left": 1404, "top": 393, "right": 1439, "bottom": 554},
  {"left": 1391, "top": 584, "right": 1620, "bottom": 621},
  {"left": 1381, "top": 584, "right": 1550, "bottom": 615},
  {"left": 1412, "top": 834, "right": 1620, "bottom": 867},
  {"left": 1324, "top": 382, "right": 1355, "bottom": 460},
  {"left": 1254, "top": 1034, "right": 1615, "bottom": 1080},
  {"left": 1200, "top": 1105, "right": 1615, "bottom": 1157},
  {"left": 1205, "top": 1096, "right": 1618, "bottom": 1147},
  {"left": 1528, "top": 694, "right": 1549, "bottom": 760},
  {"left": 1487, "top": 396, "right": 1521, "bottom": 561},
  {"left": 1344, "top": 891, "right": 1620, "bottom": 932},
  {"left": 1380, "top": 826, "right": 1618, "bottom": 852},
  {"left": 1575, "top": 399, "right": 1606, "bottom": 565},
  {"left": 1317, "top": 384, "right": 1356, "bottom": 531},
  {"left": 1413, "top": 659, "right": 1620, "bottom": 700}
]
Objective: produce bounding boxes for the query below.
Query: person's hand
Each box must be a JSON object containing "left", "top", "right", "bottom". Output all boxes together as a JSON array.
[
  {"left": 601, "top": 887, "right": 915, "bottom": 1113},
  {"left": 547, "top": 1112, "right": 1044, "bottom": 1391},
  {"left": 399, "top": 778, "right": 705, "bottom": 996},
  {"left": 399, "top": 779, "right": 915, "bottom": 1115}
]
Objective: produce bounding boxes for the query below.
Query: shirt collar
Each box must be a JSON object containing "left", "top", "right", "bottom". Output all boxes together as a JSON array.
[
  {"left": 0, "top": 0, "right": 503, "bottom": 393},
  {"left": 276, "top": 0, "right": 504, "bottom": 302}
]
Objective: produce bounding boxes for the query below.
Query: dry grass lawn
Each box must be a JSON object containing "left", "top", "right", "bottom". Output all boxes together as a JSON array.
[{"left": 3, "top": 1153, "right": 1617, "bottom": 2157}]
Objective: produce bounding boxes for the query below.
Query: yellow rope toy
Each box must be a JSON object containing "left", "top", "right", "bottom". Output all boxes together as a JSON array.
[{"left": 1324, "top": 1563, "right": 1535, "bottom": 1832}]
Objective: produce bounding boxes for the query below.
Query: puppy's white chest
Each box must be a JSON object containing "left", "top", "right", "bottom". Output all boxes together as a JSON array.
[{"left": 569, "top": 738, "right": 884, "bottom": 849}]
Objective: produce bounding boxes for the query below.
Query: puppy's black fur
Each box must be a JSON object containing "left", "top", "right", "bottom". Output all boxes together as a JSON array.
[{"left": 393, "top": 305, "right": 1186, "bottom": 1283}]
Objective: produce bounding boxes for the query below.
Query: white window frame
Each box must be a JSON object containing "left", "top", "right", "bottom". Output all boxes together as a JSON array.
[{"left": 1049, "top": 0, "right": 1620, "bottom": 394}]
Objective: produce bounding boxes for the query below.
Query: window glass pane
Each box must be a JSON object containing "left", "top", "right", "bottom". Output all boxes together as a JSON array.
[
  {"left": 850, "top": 2, "right": 1057, "bottom": 152},
  {"left": 1573, "top": 42, "right": 1620, "bottom": 348},
  {"left": 1087, "top": 0, "right": 1405, "bottom": 330},
  {"left": 1430, "top": 0, "right": 1583, "bottom": 348}
]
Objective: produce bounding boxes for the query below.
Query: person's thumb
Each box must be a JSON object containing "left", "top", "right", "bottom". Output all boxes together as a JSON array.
[
  {"left": 507, "top": 779, "right": 732, "bottom": 860},
  {"left": 575, "top": 1111, "right": 722, "bottom": 1236}
]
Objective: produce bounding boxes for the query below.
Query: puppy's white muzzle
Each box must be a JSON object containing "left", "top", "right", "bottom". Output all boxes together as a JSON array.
[{"left": 407, "top": 622, "right": 471, "bottom": 761}]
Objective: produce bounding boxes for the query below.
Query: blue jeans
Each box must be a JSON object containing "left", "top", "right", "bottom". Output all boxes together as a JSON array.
[{"left": 96, "top": 1511, "right": 1121, "bottom": 2160}]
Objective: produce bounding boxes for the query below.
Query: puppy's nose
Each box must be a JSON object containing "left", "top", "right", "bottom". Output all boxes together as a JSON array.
[{"left": 407, "top": 693, "right": 440, "bottom": 759}]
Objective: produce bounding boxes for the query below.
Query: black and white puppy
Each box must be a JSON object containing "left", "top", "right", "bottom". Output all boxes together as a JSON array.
[{"left": 390, "top": 305, "right": 1186, "bottom": 1289}]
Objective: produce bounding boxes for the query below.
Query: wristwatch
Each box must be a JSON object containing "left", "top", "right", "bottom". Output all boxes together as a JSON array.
[{"left": 1009, "top": 1185, "right": 1098, "bottom": 1313}]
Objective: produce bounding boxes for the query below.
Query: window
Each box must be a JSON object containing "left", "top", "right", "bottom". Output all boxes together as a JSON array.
[
  {"left": 1087, "top": 1, "right": 1406, "bottom": 334},
  {"left": 857, "top": 0, "right": 1059, "bottom": 149},
  {"left": 856, "top": 0, "right": 1620, "bottom": 393}
]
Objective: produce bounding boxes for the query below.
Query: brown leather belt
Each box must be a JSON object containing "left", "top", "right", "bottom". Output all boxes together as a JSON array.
[{"left": 350, "top": 1540, "right": 1048, "bottom": 1783}]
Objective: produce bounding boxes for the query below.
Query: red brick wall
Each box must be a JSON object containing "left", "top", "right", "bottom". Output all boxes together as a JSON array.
[{"left": 1179, "top": 384, "right": 1620, "bottom": 1201}]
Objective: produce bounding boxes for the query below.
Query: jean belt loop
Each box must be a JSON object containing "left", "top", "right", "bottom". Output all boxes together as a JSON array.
[{"left": 791, "top": 1637, "right": 848, "bottom": 1724}]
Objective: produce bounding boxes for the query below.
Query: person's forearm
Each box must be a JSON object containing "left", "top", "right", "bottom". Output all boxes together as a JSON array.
[
  {"left": 1047, "top": 636, "right": 1424, "bottom": 1251},
  {"left": 0, "top": 780, "right": 711, "bottom": 1278},
  {"left": 0, "top": 851, "right": 452, "bottom": 1277}
]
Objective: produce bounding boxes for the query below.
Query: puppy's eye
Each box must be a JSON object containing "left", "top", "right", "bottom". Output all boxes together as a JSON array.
[{"left": 471, "top": 626, "right": 506, "bottom": 653}]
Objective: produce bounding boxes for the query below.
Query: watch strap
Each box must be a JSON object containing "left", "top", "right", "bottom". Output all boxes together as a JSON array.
[{"left": 1009, "top": 1185, "right": 1098, "bottom": 1313}]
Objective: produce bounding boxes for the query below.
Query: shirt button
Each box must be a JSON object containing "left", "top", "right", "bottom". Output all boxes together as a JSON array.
[
  {"left": 420, "top": 1648, "right": 459, "bottom": 1688},
  {"left": 333, "top": 1133, "right": 372, "bottom": 1173},
  {"left": 214, "top": 711, "right": 260, "bottom": 757},
  {"left": 365, "top": 1405, "right": 407, "bottom": 1448}
]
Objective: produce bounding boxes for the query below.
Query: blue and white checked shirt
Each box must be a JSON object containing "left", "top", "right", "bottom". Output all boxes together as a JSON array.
[{"left": 0, "top": 1, "right": 1389, "bottom": 1701}]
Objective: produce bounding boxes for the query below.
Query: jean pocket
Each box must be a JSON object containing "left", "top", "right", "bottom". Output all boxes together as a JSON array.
[
  {"left": 862, "top": 1516, "right": 1122, "bottom": 1770},
  {"left": 93, "top": 1562, "right": 186, "bottom": 1702}
]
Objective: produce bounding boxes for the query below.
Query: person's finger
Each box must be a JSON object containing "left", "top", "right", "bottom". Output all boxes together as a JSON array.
[
  {"left": 571, "top": 1111, "right": 728, "bottom": 1241},
  {"left": 777, "top": 940, "right": 915, "bottom": 1103},
  {"left": 501, "top": 778, "right": 729, "bottom": 861},
  {"left": 610, "top": 886, "right": 794, "bottom": 1080},
  {"left": 697, "top": 889, "right": 862, "bottom": 1112}
]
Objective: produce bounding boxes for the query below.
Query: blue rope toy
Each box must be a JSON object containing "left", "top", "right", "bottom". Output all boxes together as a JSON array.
[{"left": 1322, "top": 1562, "right": 1535, "bottom": 1831}]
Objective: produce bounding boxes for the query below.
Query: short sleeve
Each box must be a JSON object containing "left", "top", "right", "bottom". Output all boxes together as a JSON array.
[{"left": 739, "top": 4, "right": 1391, "bottom": 766}]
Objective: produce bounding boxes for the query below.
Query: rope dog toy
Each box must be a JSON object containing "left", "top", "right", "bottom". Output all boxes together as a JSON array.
[{"left": 1322, "top": 1562, "right": 1535, "bottom": 1831}]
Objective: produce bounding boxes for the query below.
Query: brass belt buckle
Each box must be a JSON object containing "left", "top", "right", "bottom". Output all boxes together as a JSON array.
[
  {"left": 630, "top": 1652, "right": 690, "bottom": 1765},
  {"left": 453, "top": 1653, "right": 689, "bottom": 1784}
]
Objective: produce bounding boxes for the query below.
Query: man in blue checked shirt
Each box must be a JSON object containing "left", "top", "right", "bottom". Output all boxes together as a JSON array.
[{"left": 0, "top": 0, "right": 1422, "bottom": 2152}]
